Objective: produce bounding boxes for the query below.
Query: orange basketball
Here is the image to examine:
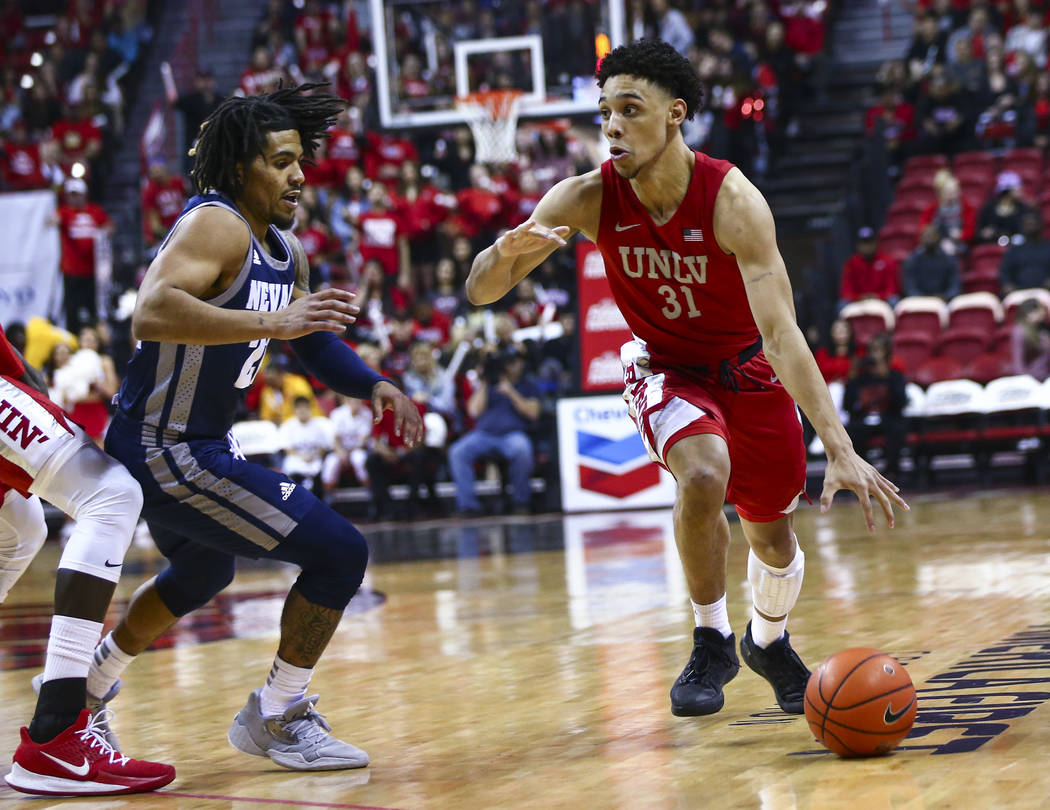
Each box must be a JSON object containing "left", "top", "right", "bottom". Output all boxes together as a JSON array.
[{"left": 804, "top": 648, "right": 917, "bottom": 757}]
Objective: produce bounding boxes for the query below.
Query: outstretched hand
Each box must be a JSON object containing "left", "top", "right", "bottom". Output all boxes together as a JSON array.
[
  {"left": 495, "top": 219, "right": 571, "bottom": 257},
  {"left": 371, "top": 381, "right": 424, "bottom": 447},
  {"left": 820, "top": 450, "right": 909, "bottom": 532},
  {"left": 270, "top": 288, "right": 359, "bottom": 340}
]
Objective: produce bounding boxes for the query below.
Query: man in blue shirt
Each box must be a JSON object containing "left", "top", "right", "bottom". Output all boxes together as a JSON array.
[{"left": 449, "top": 350, "right": 541, "bottom": 516}]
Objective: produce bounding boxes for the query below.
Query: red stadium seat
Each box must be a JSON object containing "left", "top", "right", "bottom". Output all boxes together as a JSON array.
[
  {"left": 961, "top": 265, "right": 1000, "bottom": 296},
  {"left": 840, "top": 299, "right": 895, "bottom": 348},
  {"left": 879, "top": 217, "right": 920, "bottom": 242},
  {"left": 947, "top": 291, "right": 1004, "bottom": 332},
  {"left": 990, "top": 323, "right": 1015, "bottom": 354},
  {"left": 904, "top": 154, "right": 949, "bottom": 174},
  {"left": 894, "top": 296, "right": 948, "bottom": 339},
  {"left": 965, "top": 351, "right": 1014, "bottom": 384},
  {"left": 893, "top": 331, "right": 935, "bottom": 379},
  {"left": 914, "top": 354, "right": 967, "bottom": 386},
  {"left": 970, "top": 243, "right": 1008, "bottom": 265},
  {"left": 1002, "top": 147, "right": 1043, "bottom": 174},
  {"left": 954, "top": 164, "right": 996, "bottom": 188},
  {"left": 1003, "top": 288, "right": 1050, "bottom": 322},
  {"left": 893, "top": 187, "right": 937, "bottom": 211},
  {"left": 936, "top": 326, "right": 991, "bottom": 365},
  {"left": 898, "top": 169, "right": 940, "bottom": 194},
  {"left": 878, "top": 234, "right": 917, "bottom": 260},
  {"left": 953, "top": 151, "right": 997, "bottom": 172}
]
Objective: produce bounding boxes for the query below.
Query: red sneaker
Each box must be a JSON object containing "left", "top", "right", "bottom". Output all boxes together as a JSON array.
[{"left": 5, "top": 709, "right": 175, "bottom": 796}]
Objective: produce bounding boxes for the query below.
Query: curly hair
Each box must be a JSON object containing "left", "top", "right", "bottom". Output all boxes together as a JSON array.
[
  {"left": 189, "top": 82, "right": 346, "bottom": 198},
  {"left": 595, "top": 40, "right": 703, "bottom": 120}
]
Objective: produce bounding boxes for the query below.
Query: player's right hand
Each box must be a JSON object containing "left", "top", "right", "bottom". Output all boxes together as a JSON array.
[
  {"left": 495, "top": 219, "right": 571, "bottom": 257},
  {"left": 270, "top": 288, "right": 359, "bottom": 339}
]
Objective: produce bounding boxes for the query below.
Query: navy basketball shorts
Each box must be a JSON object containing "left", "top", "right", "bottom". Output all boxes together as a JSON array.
[{"left": 105, "top": 414, "right": 368, "bottom": 613}]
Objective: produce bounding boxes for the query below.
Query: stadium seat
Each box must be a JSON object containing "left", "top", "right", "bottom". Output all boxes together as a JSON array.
[
  {"left": 913, "top": 377, "right": 988, "bottom": 483},
  {"left": 903, "top": 382, "right": 926, "bottom": 418},
  {"left": 947, "top": 291, "right": 1004, "bottom": 332},
  {"left": 893, "top": 187, "right": 937, "bottom": 212},
  {"left": 990, "top": 323, "right": 1015, "bottom": 354},
  {"left": 961, "top": 265, "right": 1000, "bottom": 296},
  {"left": 1003, "top": 288, "right": 1050, "bottom": 322},
  {"left": 887, "top": 195, "right": 931, "bottom": 218},
  {"left": 898, "top": 170, "right": 939, "bottom": 194},
  {"left": 1002, "top": 147, "right": 1043, "bottom": 175},
  {"left": 878, "top": 234, "right": 917, "bottom": 261},
  {"left": 954, "top": 164, "right": 996, "bottom": 189},
  {"left": 914, "top": 354, "right": 966, "bottom": 386},
  {"left": 936, "top": 326, "right": 991, "bottom": 366},
  {"left": 893, "top": 331, "right": 934, "bottom": 379},
  {"left": 879, "top": 217, "right": 920, "bottom": 242},
  {"left": 953, "top": 151, "right": 997, "bottom": 173},
  {"left": 895, "top": 296, "right": 949, "bottom": 338},
  {"left": 970, "top": 243, "right": 1008, "bottom": 266},
  {"left": 965, "top": 350, "right": 1014, "bottom": 384},
  {"left": 904, "top": 154, "right": 949, "bottom": 174},
  {"left": 840, "top": 299, "right": 895, "bottom": 347},
  {"left": 980, "top": 375, "right": 1046, "bottom": 478}
]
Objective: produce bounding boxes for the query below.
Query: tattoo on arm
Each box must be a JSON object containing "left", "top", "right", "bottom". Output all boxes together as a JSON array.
[{"left": 283, "top": 230, "right": 312, "bottom": 294}]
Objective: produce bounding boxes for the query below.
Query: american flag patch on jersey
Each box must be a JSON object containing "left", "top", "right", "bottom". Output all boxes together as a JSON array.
[{"left": 682, "top": 228, "right": 704, "bottom": 242}]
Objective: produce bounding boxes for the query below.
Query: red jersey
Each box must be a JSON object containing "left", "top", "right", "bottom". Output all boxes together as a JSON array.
[
  {"left": 56, "top": 203, "right": 111, "bottom": 277},
  {"left": 141, "top": 175, "right": 188, "bottom": 238},
  {"left": 0, "top": 325, "right": 25, "bottom": 378},
  {"left": 596, "top": 152, "right": 760, "bottom": 366}
]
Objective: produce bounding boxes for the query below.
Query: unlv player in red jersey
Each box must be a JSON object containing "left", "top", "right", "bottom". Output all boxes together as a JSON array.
[
  {"left": 0, "top": 326, "right": 174, "bottom": 796},
  {"left": 467, "top": 40, "right": 908, "bottom": 717}
]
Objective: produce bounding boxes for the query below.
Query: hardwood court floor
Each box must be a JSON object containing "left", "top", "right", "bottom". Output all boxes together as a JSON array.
[{"left": 1, "top": 489, "right": 1049, "bottom": 809}]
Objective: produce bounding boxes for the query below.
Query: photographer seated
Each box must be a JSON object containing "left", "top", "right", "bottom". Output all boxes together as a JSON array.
[
  {"left": 449, "top": 349, "right": 541, "bottom": 517},
  {"left": 842, "top": 333, "right": 908, "bottom": 479}
]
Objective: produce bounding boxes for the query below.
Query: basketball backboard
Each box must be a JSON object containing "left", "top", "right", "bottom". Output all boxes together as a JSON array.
[{"left": 369, "top": 0, "right": 626, "bottom": 129}]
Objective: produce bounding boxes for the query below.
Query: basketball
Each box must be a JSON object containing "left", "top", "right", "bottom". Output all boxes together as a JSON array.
[{"left": 804, "top": 648, "right": 917, "bottom": 757}]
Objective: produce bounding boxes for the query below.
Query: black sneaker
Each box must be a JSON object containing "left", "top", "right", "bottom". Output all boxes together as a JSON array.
[
  {"left": 670, "top": 627, "right": 740, "bottom": 716},
  {"left": 739, "top": 621, "right": 811, "bottom": 714}
]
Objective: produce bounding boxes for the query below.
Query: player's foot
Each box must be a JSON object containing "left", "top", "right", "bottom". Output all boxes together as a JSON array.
[
  {"left": 227, "top": 689, "right": 369, "bottom": 771},
  {"left": 670, "top": 627, "right": 740, "bottom": 716},
  {"left": 739, "top": 621, "right": 811, "bottom": 714},
  {"left": 5, "top": 709, "right": 174, "bottom": 796},
  {"left": 31, "top": 673, "right": 121, "bottom": 751}
]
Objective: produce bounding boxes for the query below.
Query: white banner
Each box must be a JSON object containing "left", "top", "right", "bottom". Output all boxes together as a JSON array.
[
  {"left": 0, "top": 190, "right": 60, "bottom": 329},
  {"left": 556, "top": 394, "right": 678, "bottom": 512}
]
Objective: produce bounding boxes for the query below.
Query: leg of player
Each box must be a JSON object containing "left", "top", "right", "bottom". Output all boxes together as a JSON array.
[
  {"left": 6, "top": 442, "right": 175, "bottom": 796},
  {"left": 227, "top": 500, "right": 370, "bottom": 770},
  {"left": 0, "top": 492, "right": 48, "bottom": 603},
  {"left": 737, "top": 515, "right": 811, "bottom": 714},
  {"left": 664, "top": 434, "right": 741, "bottom": 716}
]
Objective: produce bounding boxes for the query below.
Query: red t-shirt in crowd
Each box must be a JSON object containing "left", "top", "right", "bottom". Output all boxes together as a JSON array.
[
  {"left": 50, "top": 118, "right": 102, "bottom": 163},
  {"left": 453, "top": 186, "right": 504, "bottom": 239},
  {"left": 141, "top": 174, "right": 188, "bottom": 241},
  {"left": 358, "top": 210, "right": 402, "bottom": 275},
  {"left": 56, "top": 203, "right": 111, "bottom": 277},
  {"left": 362, "top": 132, "right": 419, "bottom": 185},
  {"left": 326, "top": 127, "right": 362, "bottom": 180},
  {"left": 839, "top": 252, "right": 900, "bottom": 303},
  {"left": 1, "top": 141, "right": 47, "bottom": 190},
  {"left": 918, "top": 201, "right": 977, "bottom": 244}
]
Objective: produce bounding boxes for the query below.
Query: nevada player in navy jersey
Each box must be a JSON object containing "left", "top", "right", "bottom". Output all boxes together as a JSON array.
[{"left": 86, "top": 84, "right": 422, "bottom": 771}]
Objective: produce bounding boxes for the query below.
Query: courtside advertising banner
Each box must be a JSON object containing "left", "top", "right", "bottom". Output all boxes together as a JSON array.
[
  {"left": 576, "top": 242, "right": 632, "bottom": 392},
  {"left": 557, "top": 394, "right": 677, "bottom": 512},
  {"left": 0, "top": 190, "right": 60, "bottom": 328}
]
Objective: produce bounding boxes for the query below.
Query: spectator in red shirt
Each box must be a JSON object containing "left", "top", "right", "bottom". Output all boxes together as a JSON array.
[
  {"left": 52, "top": 177, "right": 112, "bottom": 334},
  {"left": 140, "top": 159, "right": 188, "bottom": 250},
  {"left": 326, "top": 108, "right": 364, "bottom": 180},
  {"left": 239, "top": 46, "right": 286, "bottom": 97},
  {"left": 451, "top": 164, "right": 505, "bottom": 242},
  {"left": 333, "top": 51, "right": 372, "bottom": 110},
  {"left": 362, "top": 130, "right": 419, "bottom": 190},
  {"left": 1, "top": 119, "right": 59, "bottom": 191},
  {"left": 814, "top": 317, "right": 859, "bottom": 384},
  {"left": 294, "top": 206, "right": 339, "bottom": 288},
  {"left": 412, "top": 298, "right": 451, "bottom": 346},
  {"left": 300, "top": 136, "right": 338, "bottom": 190},
  {"left": 838, "top": 227, "right": 901, "bottom": 312},
  {"left": 397, "top": 54, "right": 431, "bottom": 99},
  {"left": 357, "top": 183, "right": 409, "bottom": 278},
  {"left": 50, "top": 102, "right": 102, "bottom": 177},
  {"left": 294, "top": 0, "right": 338, "bottom": 73},
  {"left": 865, "top": 86, "right": 916, "bottom": 167}
]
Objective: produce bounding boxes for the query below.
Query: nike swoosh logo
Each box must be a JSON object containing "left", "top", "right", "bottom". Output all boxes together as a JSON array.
[
  {"left": 615, "top": 223, "right": 640, "bottom": 232},
  {"left": 42, "top": 752, "right": 90, "bottom": 776},
  {"left": 883, "top": 699, "right": 913, "bottom": 724},
  {"left": 103, "top": 560, "right": 122, "bottom": 568}
]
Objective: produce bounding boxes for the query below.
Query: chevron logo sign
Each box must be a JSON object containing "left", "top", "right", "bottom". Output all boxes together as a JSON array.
[{"left": 576, "top": 430, "right": 659, "bottom": 498}]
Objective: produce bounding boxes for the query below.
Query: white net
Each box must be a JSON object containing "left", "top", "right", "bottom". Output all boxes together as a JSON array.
[{"left": 454, "top": 90, "right": 523, "bottom": 165}]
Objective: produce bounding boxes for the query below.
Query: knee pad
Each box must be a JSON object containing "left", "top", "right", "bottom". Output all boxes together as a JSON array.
[
  {"left": 54, "top": 449, "right": 144, "bottom": 584},
  {"left": 748, "top": 540, "right": 805, "bottom": 618},
  {"left": 156, "top": 555, "right": 236, "bottom": 617},
  {"left": 288, "top": 504, "right": 369, "bottom": 611}
]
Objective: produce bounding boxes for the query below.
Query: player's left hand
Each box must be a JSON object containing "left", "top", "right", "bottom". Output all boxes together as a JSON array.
[
  {"left": 820, "top": 450, "right": 909, "bottom": 533},
  {"left": 371, "top": 380, "right": 424, "bottom": 447}
]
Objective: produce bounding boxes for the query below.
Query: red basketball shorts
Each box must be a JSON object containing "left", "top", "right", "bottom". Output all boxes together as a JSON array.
[{"left": 621, "top": 340, "right": 806, "bottom": 522}]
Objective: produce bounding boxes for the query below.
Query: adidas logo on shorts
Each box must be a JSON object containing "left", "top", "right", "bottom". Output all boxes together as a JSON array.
[{"left": 280, "top": 482, "right": 296, "bottom": 501}]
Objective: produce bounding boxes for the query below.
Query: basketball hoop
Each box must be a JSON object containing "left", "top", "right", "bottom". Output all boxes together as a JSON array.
[{"left": 454, "top": 89, "right": 524, "bottom": 165}]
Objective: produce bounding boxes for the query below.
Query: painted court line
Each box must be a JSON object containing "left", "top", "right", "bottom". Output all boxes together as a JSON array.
[{"left": 160, "top": 792, "right": 401, "bottom": 809}]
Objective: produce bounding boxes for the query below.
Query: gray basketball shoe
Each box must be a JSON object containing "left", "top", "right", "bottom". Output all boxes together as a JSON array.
[
  {"left": 227, "top": 689, "right": 369, "bottom": 770},
  {"left": 30, "top": 673, "right": 122, "bottom": 750}
]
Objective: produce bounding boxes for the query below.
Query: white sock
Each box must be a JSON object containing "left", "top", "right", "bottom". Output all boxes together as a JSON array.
[
  {"left": 259, "top": 656, "right": 314, "bottom": 716},
  {"left": 42, "top": 615, "right": 103, "bottom": 682},
  {"left": 87, "top": 631, "right": 135, "bottom": 699},
  {"left": 750, "top": 613, "right": 788, "bottom": 648},
  {"left": 691, "top": 595, "right": 732, "bottom": 638}
]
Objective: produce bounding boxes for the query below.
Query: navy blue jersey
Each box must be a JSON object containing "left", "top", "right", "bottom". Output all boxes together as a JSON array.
[{"left": 117, "top": 193, "right": 295, "bottom": 444}]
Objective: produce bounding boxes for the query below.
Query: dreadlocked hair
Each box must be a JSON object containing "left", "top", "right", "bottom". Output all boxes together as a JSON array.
[
  {"left": 595, "top": 40, "right": 704, "bottom": 120},
  {"left": 189, "top": 82, "right": 346, "bottom": 197}
]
